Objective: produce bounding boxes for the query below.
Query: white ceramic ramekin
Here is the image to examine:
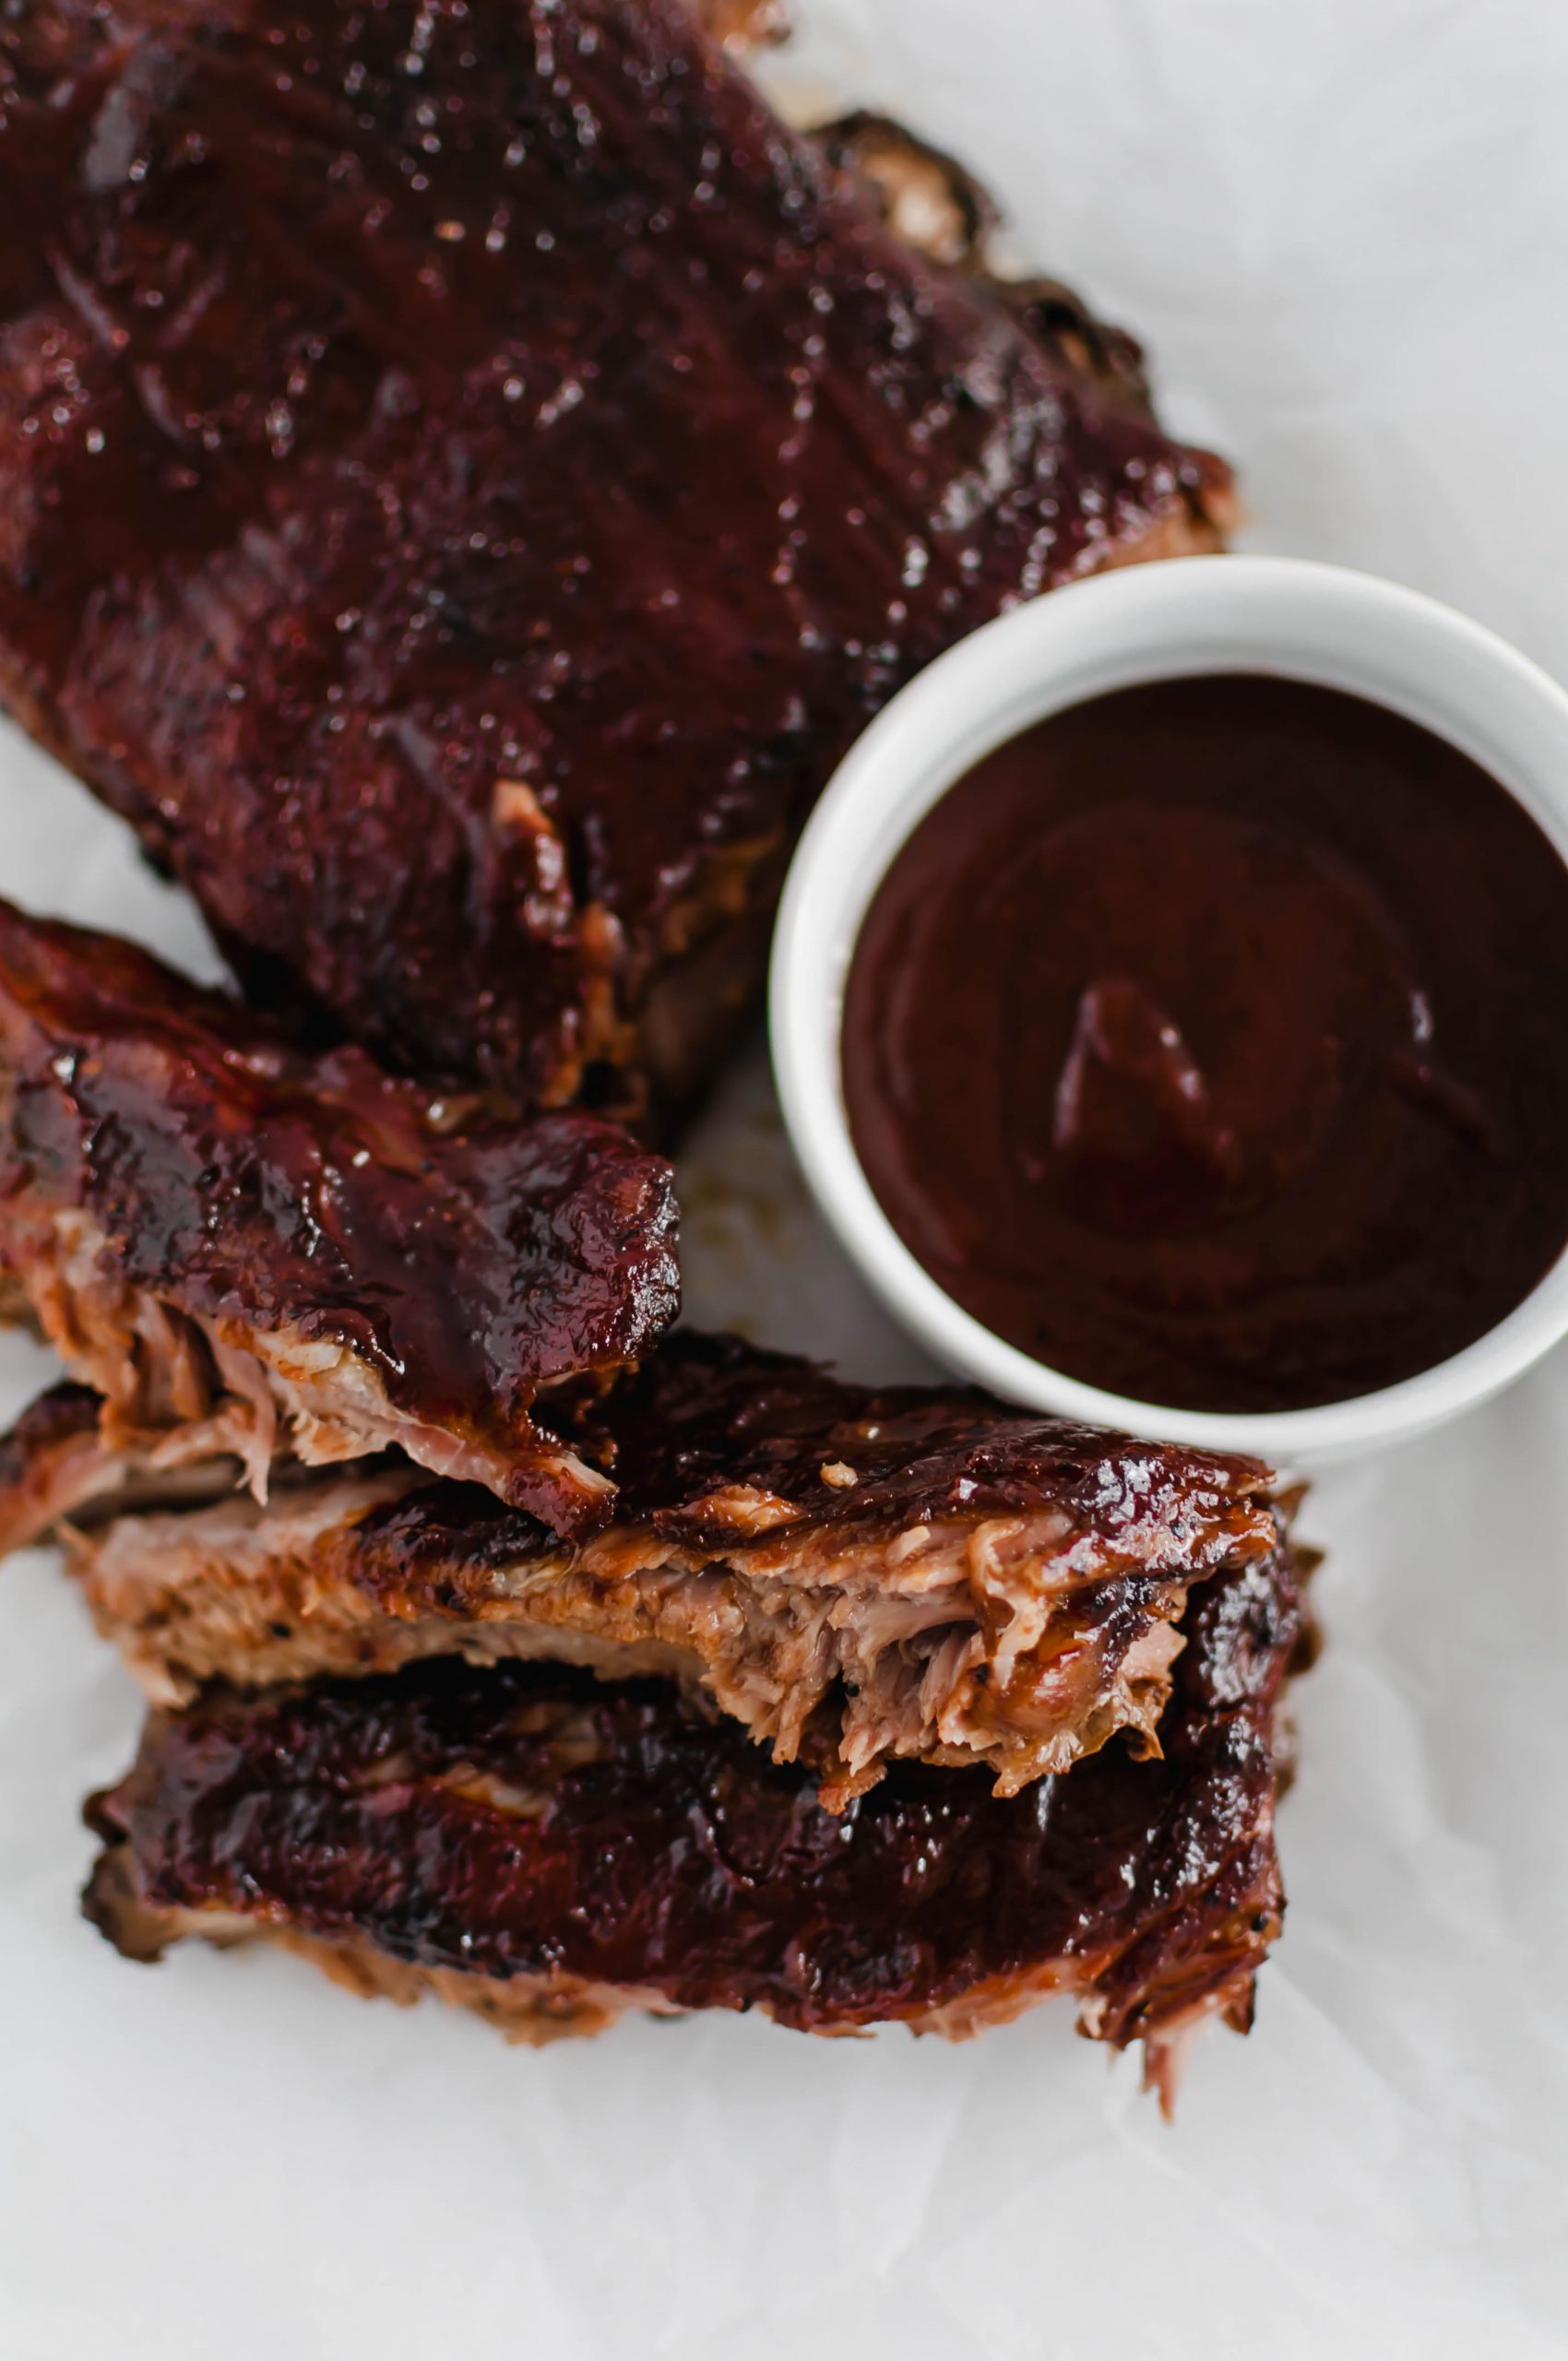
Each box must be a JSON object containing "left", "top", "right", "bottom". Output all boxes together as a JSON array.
[{"left": 769, "top": 553, "right": 1568, "bottom": 1465}]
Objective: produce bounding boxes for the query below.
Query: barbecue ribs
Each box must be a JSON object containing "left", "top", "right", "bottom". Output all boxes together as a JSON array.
[
  {"left": 84, "top": 1538, "right": 1303, "bottom": 2096},
  {"left": 0, "top": 0, "right": 1233, "bottom": 1124},
  {"left": 2, "top": 1334, "right": 1283, "bottom": 1805},
  {"left": 696, "top": 0, "right": 790, "bottom": 52},
  {"left": 0, "top": 898, "right": 679, "bottom": 1534}
]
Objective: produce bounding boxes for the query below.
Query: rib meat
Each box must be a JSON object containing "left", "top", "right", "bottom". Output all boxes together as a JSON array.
[
  {"left": 0, "top": 0, "right": 1234, "bottom": 1124},
  {"left": 0, "top": 900, "right": 679, "bottom": 1533},
  {"left": 814, "top": 113, "right": 1002, "bottom": 274},
  {"left": 7, "top": 1334, "right": 1282, "bottom": 1805},
  {"left": 0, "top": 1380, "right": 238, "bottom": 1557},
  {"left": 696, "top": 0, "right": 790, "bottom": 52},
  {"left": 814, "top": 113, "right": 1163, "bottom": 419},
  {"left": 84, "top": 1539, "right": 1302, "bottom": 2094}
]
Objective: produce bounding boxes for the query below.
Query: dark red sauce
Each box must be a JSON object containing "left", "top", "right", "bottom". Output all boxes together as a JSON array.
[{"left": 843, "top": 674, "right": 1568, "bottom": 1412}]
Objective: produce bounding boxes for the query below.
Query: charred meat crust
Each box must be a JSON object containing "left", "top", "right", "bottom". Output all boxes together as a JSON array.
[
  {"left": 0, "top": 899, "right": 678, "bottom": 1532},
  {"left": 814, "top": 112, "right": 1003, "bottom": 272},
  {"left": 56, "top": 1446, "right": 1255, "bottom": 1804},
  {"left": 83, "top": 1542, "right": 1301, "bottom": 2075},
  {"left": 995, "top": 279, "right": 1165, "bottom": 424},
  {"left": 813, "top": 112, "right": 1230, "bottom": 452},
  {"left": 0, "top": 0, "right": 1234, "bottom": 1124},
  {"left": 10, "top": 1333, "right": 1282, "bottom": 1801},
  {"left": 552, "top": 1331, "right": 1274, "bottom": 1543}
]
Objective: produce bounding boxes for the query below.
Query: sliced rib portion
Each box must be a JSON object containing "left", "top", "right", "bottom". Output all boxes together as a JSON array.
[
  {"left": 0, "top": 1382, "right": 243, "bottom": 1558},
  {"left": 0, "top": 0, "right": 1233, "bottom": 1124},
  {"left": 83, "top": 1542, "right": 1303, "bottom": 2096},
  {"left": 12, "top": 1334, "right": 1282, "bottom": 1804},
  {"left": 0, "top": 901, "right": 678, "bottom": 1533}
]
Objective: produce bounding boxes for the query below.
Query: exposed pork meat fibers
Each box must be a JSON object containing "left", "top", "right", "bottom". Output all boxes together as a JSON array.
[
  {"left": 6, "top": 1335, "right": 1282, "bottom": 1805},
  {"left": 83, "top": 1542, "right": 1302, "bottom": 2094},
  {"left": 0, "top": 1381, "right": 240, "bottom": 1556},
  {"left": 0, "top": 0, "right": 1234, "bottom": 1125},
  {"left": 0, "top": 901, "right": 679, "bottom": 1533}
]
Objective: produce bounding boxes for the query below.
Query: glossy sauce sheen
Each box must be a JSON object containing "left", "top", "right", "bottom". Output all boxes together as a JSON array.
[
  {"left": 85, "top": 1545, "right": 1301, "bottom": 2045},
  {"left": 0, "top": 0, "right": 1228, "bottom": 1117},
  {"left": 0, "top": 899, "right": 678, "bottom": 1529},
  {"left": 844, "top": 675, "right": 1568, "bottom": 1412}
]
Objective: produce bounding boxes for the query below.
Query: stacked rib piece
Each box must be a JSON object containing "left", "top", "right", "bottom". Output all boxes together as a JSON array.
[
  {"left": 0, "top": 901, "right": 1305, "bottom": 2095},
  {"left": 0, "top": 0, "right": 1299, "bottom": 2098},
  {"left": 0, "top": 0, "right": 1232, "bottom": 1130}
]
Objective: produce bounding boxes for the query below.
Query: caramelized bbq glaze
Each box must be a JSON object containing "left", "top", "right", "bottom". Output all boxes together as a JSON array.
[
  {"left": 844, "top": 675, "right": 1568, "bottom": 1412},
  {"left": 0, "top": 899, "right": 677, "bottom": 1526},
  {"left": 548, "top": 1330, "right": 1273, "bottom": 1546},
  {"left": 0, "top": 0, "right": 1230, "bottom": 1120},
  {"left": 85, "top": 1542, "right": 1302, "bottom": 2048},
  {"left": 0, "top": 1378, "right": 108, "bottom": 1553},
  {"left": 27, "top": 1333, "right": 1280, "bottom": 1796}
]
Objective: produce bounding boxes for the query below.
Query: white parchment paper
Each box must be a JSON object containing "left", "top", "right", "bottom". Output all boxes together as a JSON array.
[{"left": 3, "top": 5, "right": 1567, "bottom": 2354}]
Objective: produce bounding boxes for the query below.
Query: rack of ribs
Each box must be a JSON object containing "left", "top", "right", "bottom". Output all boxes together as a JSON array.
[
  {"left": 83, "top": 1538, "right": 1303, "bottom": 2100},
  {"left": 0, "top": 0, "right": 1235, "bottom": 1125},
  {"left": 1, "top": 1330, "right": 1288, "bottom": 1807},
  {"left": 0, "top": 896, "right": 679, "bottom": 1534}
]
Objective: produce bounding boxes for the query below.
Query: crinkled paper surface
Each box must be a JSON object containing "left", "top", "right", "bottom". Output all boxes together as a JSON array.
[{"left": 3, "top": 3, "right": 1567, "bottom": 2354}]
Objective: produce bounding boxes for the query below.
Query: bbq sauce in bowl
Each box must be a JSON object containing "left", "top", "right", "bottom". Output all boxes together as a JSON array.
[{"left": 841, "top": 673, "right": 1568, "bottom": 1414}]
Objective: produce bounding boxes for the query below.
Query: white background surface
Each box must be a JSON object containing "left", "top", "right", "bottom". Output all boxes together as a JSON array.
[{"left": 4, "top": 4, "right": 1568, "bottom": 2355}]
